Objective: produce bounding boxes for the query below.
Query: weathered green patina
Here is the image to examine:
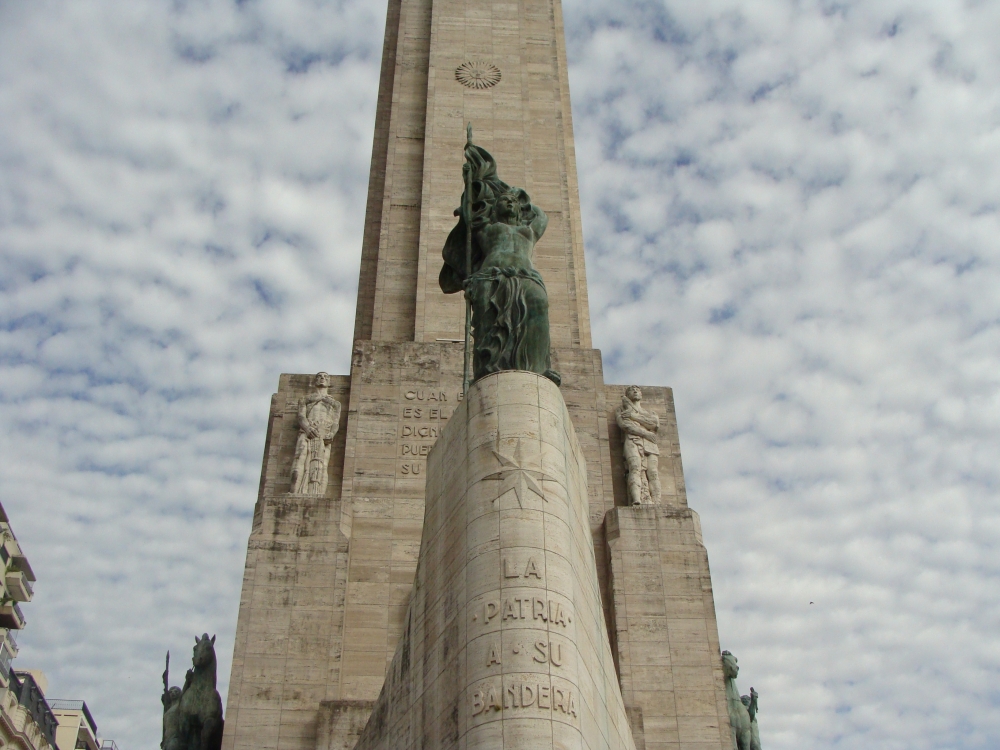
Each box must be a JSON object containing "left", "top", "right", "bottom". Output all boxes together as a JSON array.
[
  {"left": 161, "top": 635, "right": 224, "bottom": 750},
  {"left": 723, "top": 650, "right": 762, "bottom": 750},
  {"left": 440, "top": 140, "right": 560, "bottom": 386},
  {"left": 741, "top": 689, "right": 762, "bottom": 750}
]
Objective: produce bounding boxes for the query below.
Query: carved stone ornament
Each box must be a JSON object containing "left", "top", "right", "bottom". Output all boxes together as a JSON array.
[
  {"left": 289, "top": 372, "right": 342, "bottom": 496},
  {"left": 615, "top": 386, "right": 661, "bottom": 505},
  {"left": 455, "top": 61, "right": 502, "bottom": 89}
]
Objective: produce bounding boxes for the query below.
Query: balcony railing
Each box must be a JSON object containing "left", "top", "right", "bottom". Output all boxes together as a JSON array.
[
  {"left": 0, "top": 644, "right": 11, "bottom": 681},
  {"left": 48, "top": 699, "right": 98, "bottom": 734},
  {"left": 10, "top": 671, "right": 57, "bottom": 746},
  {"left": 5, "top": 571, "right": 33, "bottom": 603},
  {"left": 0, "top": 601, "right": 26, "bottom": 630}
]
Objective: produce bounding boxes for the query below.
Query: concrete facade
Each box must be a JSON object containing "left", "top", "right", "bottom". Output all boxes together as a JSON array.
[{"left": 222, "top": 1, "right": 733, "bottom": 749}]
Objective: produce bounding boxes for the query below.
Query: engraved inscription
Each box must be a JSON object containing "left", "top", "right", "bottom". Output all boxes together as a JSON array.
[
  {"left": 401, "top": 444, "right": 432, "bottom": 457},
  {"left": 401, "top": 407, "right": 452, "bottom": 420},
  {"left": 401, "top": 425, "right": 443, "bottom": 438},
  {"left": 481, "top": 597, "right": 572, "bottom": 626},
  {"left": 471, "top": 681, "right": 577, "bottom": 717},
  {"left": 404, "top": 390, "right": 448, "bottom": 402},
  {"left": 395, "top": 387, "right": 458, "bottom": 480},
  {"left": 532, "top": 640, "right": 564, "bottom": 666},
  {"left": 503, "top": 556, "right": 543, "bottom": 579}
]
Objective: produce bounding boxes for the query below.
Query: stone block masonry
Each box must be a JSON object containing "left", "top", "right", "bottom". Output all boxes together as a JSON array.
[
  {"left": 223, "top": 349, "right": 730, "bottom": 750},
  {"left": 221, "top": 0, "right": 734, "bottom": 746},
  {"left": 353, "top": 371, "right": 635, "bottom": 750}
]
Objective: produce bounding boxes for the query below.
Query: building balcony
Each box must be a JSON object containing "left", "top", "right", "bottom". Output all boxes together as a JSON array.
[
  {"left": 10, "top": 671, "right": 58, "bottom": 748},
  {"left": 0, "top": 630, "right": 16, "bottom": 680},
  {"left": 5, "top": 570, "right": 33, "bottom": 602},
  {"left": 49, "top": 699, "right": 100, "bottom": 750},
  {"left": 0, "top": 601, "right": 26, "bottom": 630}
]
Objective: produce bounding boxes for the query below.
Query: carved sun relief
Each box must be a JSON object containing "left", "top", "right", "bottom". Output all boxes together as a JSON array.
[{"left": 455, "top": 61, "right": 502, "bottom": 89}]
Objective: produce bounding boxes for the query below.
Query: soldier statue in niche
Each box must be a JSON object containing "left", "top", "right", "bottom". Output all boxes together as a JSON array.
[
  {"left": 290, "top": 371, "right": 342, "bottom": 496},
  {"left": 439, "top": 137, "right": 560, "bottom": 386},
  {"left": 616, "top": 386, "right": 661, "bottom": 505}
]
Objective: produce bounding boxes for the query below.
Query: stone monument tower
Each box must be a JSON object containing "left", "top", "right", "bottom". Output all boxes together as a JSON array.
[{"left": 221, "top": 1, "right": 734, "bottom": 749}]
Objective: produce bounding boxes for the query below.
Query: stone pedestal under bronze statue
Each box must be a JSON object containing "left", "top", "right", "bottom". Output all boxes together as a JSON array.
[{"left": 353, "top": 372, "right": 634, "bottom": 750}]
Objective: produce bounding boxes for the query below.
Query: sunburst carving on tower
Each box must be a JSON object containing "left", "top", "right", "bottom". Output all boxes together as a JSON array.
[{"left": 455, "top": 61, "right": 501, "bottom": 89}]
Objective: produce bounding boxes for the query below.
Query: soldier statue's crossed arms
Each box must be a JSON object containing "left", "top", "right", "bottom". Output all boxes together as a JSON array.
[{"left": 615, "top": 386, "right": 661, "bottom": 505}]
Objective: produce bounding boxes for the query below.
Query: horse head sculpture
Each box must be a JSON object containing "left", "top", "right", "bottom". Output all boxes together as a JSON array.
[
  {"left": 722, "top": 651, "right": 759, "bottom": 750},
  {"left": 191, "top": 634, "right": 217, "bottom": 673}
]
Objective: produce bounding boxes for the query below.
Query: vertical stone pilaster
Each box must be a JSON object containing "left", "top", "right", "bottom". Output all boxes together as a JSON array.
[{"left": 605, "top": 507, "right": 731, "bottom": 750}]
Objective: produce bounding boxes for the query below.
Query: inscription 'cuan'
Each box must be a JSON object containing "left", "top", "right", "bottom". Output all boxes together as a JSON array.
[{"left": 404, "top": 390, "right": 449, "bottom": 402}]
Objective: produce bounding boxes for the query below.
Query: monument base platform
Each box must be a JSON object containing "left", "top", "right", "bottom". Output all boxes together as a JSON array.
[{"left": 354, "top": 371, "right": 636, "bottom": 750}]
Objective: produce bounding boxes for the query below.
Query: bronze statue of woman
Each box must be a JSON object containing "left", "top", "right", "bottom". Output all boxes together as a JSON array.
[{"left": 439, "top": 138, "right": 560, "bottom": 386}]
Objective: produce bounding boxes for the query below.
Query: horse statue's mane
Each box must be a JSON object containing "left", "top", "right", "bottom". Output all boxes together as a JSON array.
[{"left": 161, "top": 634, "right": 224, "bottom": 750}]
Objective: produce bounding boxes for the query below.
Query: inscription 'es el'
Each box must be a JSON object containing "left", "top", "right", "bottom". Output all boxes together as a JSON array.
[{"left": 401, "top": 407, "right": 450, "bottom": 420}]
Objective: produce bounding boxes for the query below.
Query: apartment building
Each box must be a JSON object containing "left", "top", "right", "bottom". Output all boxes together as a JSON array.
[
  {"left": 0, "top": 504, "right": 118, "bottom": 750},
  {"left": 0, "top": 502, "right": 49, "bottom": 750}
]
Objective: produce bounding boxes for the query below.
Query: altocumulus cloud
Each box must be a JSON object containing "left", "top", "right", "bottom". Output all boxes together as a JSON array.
[
  {"left": 1, "top": 0, "right": 999, "bottom": 749},
  {"left": 0, "top": 0, "right": 381, "bottom": 746},
  {"left": 565, "top": 0, "right": 1000, "bottom": 748}
]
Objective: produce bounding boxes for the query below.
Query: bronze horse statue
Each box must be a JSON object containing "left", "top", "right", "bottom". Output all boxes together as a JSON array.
[
  {"left": 162, "top": 635, "right": 224, "bottom": 750},
  {"left": 723, "top": 650, "right": 762, "bottom": 750}
]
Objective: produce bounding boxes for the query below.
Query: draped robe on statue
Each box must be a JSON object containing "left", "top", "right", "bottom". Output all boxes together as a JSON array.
[{"left": 439, "top": 143, "right": 560, "bottom": 386}]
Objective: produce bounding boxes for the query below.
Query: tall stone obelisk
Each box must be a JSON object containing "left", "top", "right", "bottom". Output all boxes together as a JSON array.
[{"left": 221, "top": 0, "right": 735, "bottom": 749}]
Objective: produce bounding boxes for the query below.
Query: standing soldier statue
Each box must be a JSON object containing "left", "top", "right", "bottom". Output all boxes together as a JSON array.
[
  {"left": 616, "top": 386, "right": 661, "bottom": 505},
  {"left": 289, "top": 371, "right": 342, "bottom": 496}
]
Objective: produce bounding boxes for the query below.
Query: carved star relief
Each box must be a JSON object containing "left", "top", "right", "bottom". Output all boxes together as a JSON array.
[{"left": 482, "top": 438, "right": 551, "bottom": 508}]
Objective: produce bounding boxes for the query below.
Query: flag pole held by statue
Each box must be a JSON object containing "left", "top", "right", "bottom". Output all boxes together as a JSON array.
[{"left": 462, "top": 123, "right": 474, "bottom": 396}]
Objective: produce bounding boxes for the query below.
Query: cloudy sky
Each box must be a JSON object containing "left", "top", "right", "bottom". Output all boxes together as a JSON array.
[{"left": 1, "top": 1, "right": 998, "bottom": 748}]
